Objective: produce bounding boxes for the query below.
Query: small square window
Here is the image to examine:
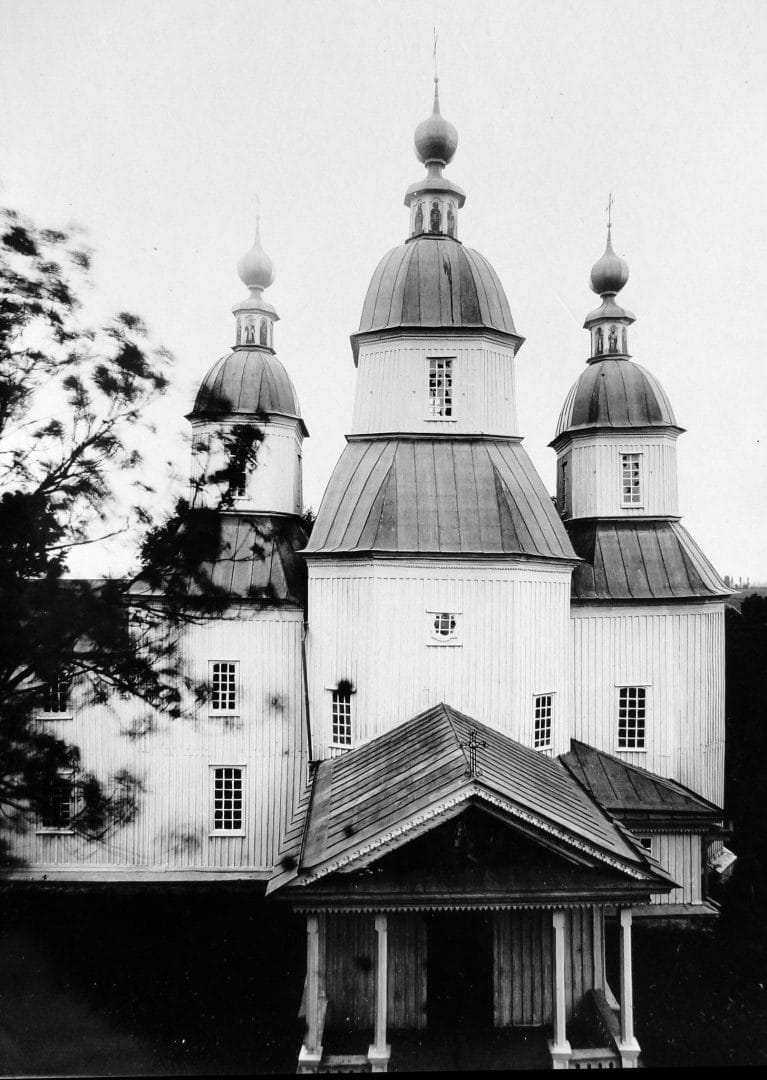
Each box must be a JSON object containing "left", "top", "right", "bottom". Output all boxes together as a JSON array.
[
  {"left": 636, "top": 835, "right": 653, "bottom": 851},
  {"left": 621, "top": 453, "right": 642, "bottom": 505},
  {"left": 37, "top": 774, "right": 76, "bottom": 833},
  {"left": 211, "top": 766, "right": 244, "bottom": 833},
  {"left": 534, "top": 694, "right": 553, "bottom": 750},
  {"left": 331, "top": 689, "right": 353, "bottom": 747},
  {"left": 427, "top": 358, "right": 453, "bottom": 418},
  {"left": 618, "top": 686, "right": 646, "bottom": 749},
  {"left": 210, "top": 662, "right": 238, "bottom": 713}
]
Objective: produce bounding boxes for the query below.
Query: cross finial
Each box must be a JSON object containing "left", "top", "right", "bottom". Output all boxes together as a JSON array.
[
  {"left": 459, "top": 728, "right": 488, "bottom": 779},
  {"left": 433, "top": 26, "right": 439, "bottom": 83},
  {"left": 606, "top": 192, "right": 614, "bottom": 238}
]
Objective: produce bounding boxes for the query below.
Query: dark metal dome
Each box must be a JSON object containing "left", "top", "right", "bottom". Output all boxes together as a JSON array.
[
  {"left": 191, "top": 349, "right": 304, "bottom": 423},
  {"left": 554, "top": 359, "right": 678, "bottom": 441},
  {"left": 355, "top": 237, "right": 517, "bottom": 343}
]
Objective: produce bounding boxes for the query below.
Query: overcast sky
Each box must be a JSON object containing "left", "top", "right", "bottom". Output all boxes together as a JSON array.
[{"left": 2, "top": 0, "right": 766, "bottom": 582}]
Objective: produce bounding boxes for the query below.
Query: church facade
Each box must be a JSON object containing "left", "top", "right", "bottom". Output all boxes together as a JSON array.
[{"left": 7, "top": 83, "right": 730, "bottom": 1070}]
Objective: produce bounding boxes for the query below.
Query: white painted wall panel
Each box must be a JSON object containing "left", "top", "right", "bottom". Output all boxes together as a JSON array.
[
  {"left": 571, "top": 603, "right": 725, "bottom": 803},
  {"left": 556, "top": 431, "right": 680, "bottom": 519},
  {"left": 352, "top": 334, "right": 519, "bottom": 436},
  {"left": 13, "top": 608, "right": 308, "bottom": 878},
  {"left": 307, "top": 558, "right": 572, "bottom": 756}
]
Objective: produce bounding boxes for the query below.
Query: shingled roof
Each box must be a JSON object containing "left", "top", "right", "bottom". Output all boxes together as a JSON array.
[
  {"left": 268, "top": 705, "right": 671, "bottom": 898},
  {"left": 560, "top": 740, "right": 723, "bottom": 828}
]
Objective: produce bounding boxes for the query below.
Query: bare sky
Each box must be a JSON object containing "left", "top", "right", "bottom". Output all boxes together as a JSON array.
[{"left": 2, "top": 0, "right": 766, "bottom": 581}]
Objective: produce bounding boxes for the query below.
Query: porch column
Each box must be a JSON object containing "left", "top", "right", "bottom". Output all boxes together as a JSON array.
[
  {"left": 617, "top": 907, "right": 641, "bottom": 1068},
  {"left": 298, "top": 914, "right": 323, "bottom": 1072},
  {"left": 548, "top": 910, "right": 572, "bottom": 1069},
  {"left": 368, "top": 913, "right": 391, "bottom": 1072}
]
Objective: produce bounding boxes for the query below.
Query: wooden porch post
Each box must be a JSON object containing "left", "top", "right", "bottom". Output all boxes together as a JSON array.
[
  {"left": 617, "top": 907, "right": 641, "bottom": 1068},
  {"left": 368, "top": 913, "right": 391, "bottom": 1072},
  {"left": 548, "top": 910, "right": 572, "bottom": 1069},
  {"left": 298, "top": 914, "right": 323, "bottom": 1072}
]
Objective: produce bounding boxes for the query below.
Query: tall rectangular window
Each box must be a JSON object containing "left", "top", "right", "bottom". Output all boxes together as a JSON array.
[
  {"left": 621, "top": 453, "right": 642, "bottom": 505},
  {"left": 428, "top": 357, "right": 453, "bottom": 418},
  {"left": 42, "top": 671, "right": 70, "bottom": 715},
  {"left": 534, "top": 694, "right": 553, "bottom": 750},
  {"left": 38, "top": 774, "right": 75, "bottom": 832},
  {"left": 331, "top": 689, "right": 353, "bottom": 747},
  {"left": 212, "top": 766, "right": 244, "bottom": 833},
  {"left": 618, "top": 686, "right": 646, "bottom": 749},
  {"left": 210, "top": 662, "right": 238, "bottom": 713},
  {"left": 228, "top": 450, "right": 247, "bottom": 498}
]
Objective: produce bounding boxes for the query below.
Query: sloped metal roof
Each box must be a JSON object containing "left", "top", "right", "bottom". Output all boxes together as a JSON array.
[
  {"left": 355, "top": 237, "right": 517, "bottom": 339},
  {"left": 191, "top": 349, "right": 305, "bottom": 428},
  {"left": 268, "top": 704, "right": 667, "bottom": 895},
  {"left": 203, "top": 516, "right": 307, "bottom": 603},
  {"left": 561, "top": 740, "right": 723, "bottom": 825},
  {"left": 303, "top": 438, "right": 577, "bottom": 560},
  {"left": 566, "top": 519, "right": 729, "bottom": 601},
  {"left": 554, "top": 359, "right": 678, "bottom": 441}
]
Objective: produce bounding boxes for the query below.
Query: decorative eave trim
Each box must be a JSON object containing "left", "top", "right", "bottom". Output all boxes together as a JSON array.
[
  {"left": 289, "top": 787, "right": 655, "bottom": 889},
  {"left": 302, "top": 549, "right": 581, "bottom": 568},
  {"left": 350, "top": 325, "right": 525, "bottom": 365},
  {"left": 549, "top": 424, "right": 686, "bottom": 452},
  {"left": 290, "top": 898, "right": 646, "bottom": 914}
]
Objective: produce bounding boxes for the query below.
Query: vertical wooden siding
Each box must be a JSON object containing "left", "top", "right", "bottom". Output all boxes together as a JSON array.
[
  {"left": 493, "top": 908, "right": 603, "bottom": 1027},
  {"left": 308, "top": 560, "right": 573, "bottom": 758},
  {"left": 558, "top": 432, "right": 680, "bottom": 520},
  {"left": 16, "top": 610, "right": 308, "bottom": 875},
  {"left": 650, "top": 833, "right": 702, "bottom": 904},
  {"left": 571, "top": 603, "right": 725, "bottom": 803},
  {"left": 352, "top": 336, "right": 519, "bottom": 437}
]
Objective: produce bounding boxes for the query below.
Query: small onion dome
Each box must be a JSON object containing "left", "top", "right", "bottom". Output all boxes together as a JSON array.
[
  {"left": 590, "top": 230, "right": 629, "bottom": 297},
  {"left": 353, "top": 237, "right": 519, "bottom": 360},
  {"left": 414, "top": 78, "right": 458, "bottom": 166},
  {"left": 553, "top": 358, "right": 679, "bottom": 441},
  {"left": 237, "top": 221, "right": 274, "bottom": 293},
  {"left": 190, "top": 349, "right": 306, "bottom": 431}
]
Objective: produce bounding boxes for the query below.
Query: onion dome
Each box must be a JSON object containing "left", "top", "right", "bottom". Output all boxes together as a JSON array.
[
  {"left": 590, "top": 227, "right": 629, "bottom": 297},
  {"left": 237, "top": 219, "right": 274, "bottom": 293},
  {"left": 232, "top": 216, "right": 279, "bottom": 350},
  {"left": 191, "top": 349, "right": 305, "bottom": 431},
  {"left": 414, "top": 78, "right": 458, "bottom": 166},
  {"left": 553, "top": 358, "right": 679, "bottom": 441}
]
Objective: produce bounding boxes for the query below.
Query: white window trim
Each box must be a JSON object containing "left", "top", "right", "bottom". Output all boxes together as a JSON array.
[
  {"left": 327, "top": 686, "right": 355, "bottom": 749},
  {"left": 208, "top": 660, "right": 240, "bottom": 716},
  {"left": 36, "top": 710, "right": 73, "bottom": 721},
  {"left": 425, "top": 355, "right": 457, "bottom": 421},
  {"left": 620, "top": 451, "right": 644, "bottom": 508},
  {"left": 426, "top": 609, "right": 462, "bottom": 647},
  {"left": 532, "top": 691, "right": 555, "bottom": 751},
  {"left": 208, "top": 763, "right": 247, "bottom": 837},
  {"left": 616, "top": 684, "right": 649, "bottom": 753},
  {"left": 36, "top": 770, "right": 77, "bottom": 835}
]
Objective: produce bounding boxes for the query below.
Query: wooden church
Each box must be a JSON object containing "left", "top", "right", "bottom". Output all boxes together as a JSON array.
[{"left": 7, "top": 81, "right": 732, "bottom": 1071}]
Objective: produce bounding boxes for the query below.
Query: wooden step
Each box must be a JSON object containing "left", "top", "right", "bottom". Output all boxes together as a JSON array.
[{"left": 319, "top": 1053, "right": 371, "bottom": 1073}]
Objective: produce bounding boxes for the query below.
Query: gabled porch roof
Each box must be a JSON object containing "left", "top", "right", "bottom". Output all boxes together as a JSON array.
[{"left": 268, "top": 705, "right": 672, "bottom": 902}]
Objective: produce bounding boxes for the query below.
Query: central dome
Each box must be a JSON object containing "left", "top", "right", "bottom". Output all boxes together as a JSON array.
[
  {"left": 191, "top": 349, "right": 304, "bottom": 422},
  {"left": 355, "top": 236, "right": 516, "bottom": 342},
  {"left": 554, "top": 358, "right": 678, "bottom": 440}
]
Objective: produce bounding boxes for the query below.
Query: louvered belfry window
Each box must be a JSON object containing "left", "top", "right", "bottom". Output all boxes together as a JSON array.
[
  {"left": 618, "top": 686, "right": 646, "bottom": 749},
  {"left": 621, "top": 453, "right": 642, "bottom": 505},
  {"left": 428, "top": 357, "right": 453, "bottom": 417}
]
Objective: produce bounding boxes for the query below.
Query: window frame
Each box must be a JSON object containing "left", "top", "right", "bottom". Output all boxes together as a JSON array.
[
  {"left": 37, "top": 671, "right": 73, "bottom": 720},
  {"left": 425, "top": 356, "right": 455, "bottom": 421},
  {"left": 620, "top": 451, "right": 643, "bottom": 508},
  {"left": 616, "top": 685, "right": 648, "bottom": 751},
  {"left": 330, "top": 687, "right": 354, "bottom": 749},
  {"left": 208, "top": 661, "right": 239, "bottom": 716},
  {"left": 209, "top": 764, "right": 246, "bottom": 837},
  {"left": 426, "top": 609, "right": 462, "bottom": 647},
  {"left": 533, "top": 692, "right": 554, "bottom": 751},
  {"left": 36, "top": 771, "right": 77, "bottom": 835}
]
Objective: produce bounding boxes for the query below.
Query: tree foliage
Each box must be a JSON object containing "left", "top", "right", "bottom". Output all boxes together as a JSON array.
[{"left": 0, "top": 207, "right": 239, "bottom": 854}]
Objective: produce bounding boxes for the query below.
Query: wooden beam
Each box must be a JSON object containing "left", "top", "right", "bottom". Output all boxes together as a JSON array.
[
  {"left": 548, "top": 910, "right": 572, "bottom": 1069},
  {"left": 368, "top": 913, "right": 391, "bottom": 1072},
  {"left": 617, "top": 907, "right": 641, "bottom": 1068}
]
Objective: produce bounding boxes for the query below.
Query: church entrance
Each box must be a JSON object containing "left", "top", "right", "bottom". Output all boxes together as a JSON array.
[{"left": 426, "top": 912, "right": 494, "bottom": 1030}]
